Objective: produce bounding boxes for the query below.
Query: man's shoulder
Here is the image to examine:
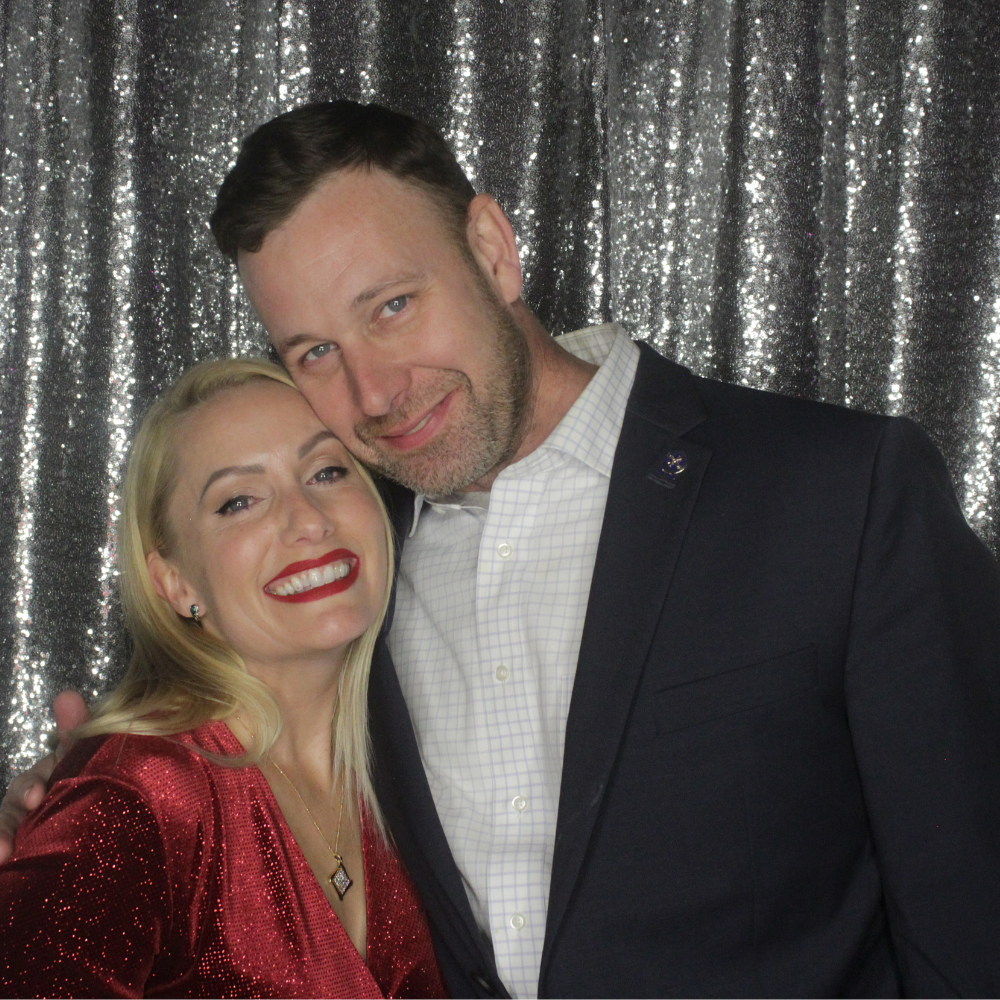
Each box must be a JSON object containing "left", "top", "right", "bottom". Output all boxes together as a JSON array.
[{"left": 632, "top": 341, "right": 891, "bottom": 448}]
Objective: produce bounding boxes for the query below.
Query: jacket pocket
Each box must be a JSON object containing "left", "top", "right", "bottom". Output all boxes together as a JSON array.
[{"left": 653, "top": 645, "right": 819, "bottom": 736}]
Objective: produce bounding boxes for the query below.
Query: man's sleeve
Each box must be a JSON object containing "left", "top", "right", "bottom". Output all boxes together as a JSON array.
[
  {"left": 845, "top": 415, "right": 1000, "bottom": 997},
  {"left": 0, "top": 774, "right": 170, "bottom": 997}
]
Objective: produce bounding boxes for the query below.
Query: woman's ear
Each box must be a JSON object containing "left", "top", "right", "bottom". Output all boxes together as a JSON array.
[
  {"left": 146, "top": 550, "right": 199, "bottom": 619},
  {"left": 466, "top": 194, "right": 523, "bottom": 305}
]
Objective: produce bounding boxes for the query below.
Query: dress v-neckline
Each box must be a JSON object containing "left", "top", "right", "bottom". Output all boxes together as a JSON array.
[{"left": 208, "top": 721, "right": 377, "bottom": 983}]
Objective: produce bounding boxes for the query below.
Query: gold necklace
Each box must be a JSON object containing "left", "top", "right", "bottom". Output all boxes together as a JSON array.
[{"left": 268, "top": 756, "right": 354, "bottom": 900}]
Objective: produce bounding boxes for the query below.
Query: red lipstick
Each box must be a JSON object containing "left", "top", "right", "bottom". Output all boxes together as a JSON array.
[{"left": 263, "top": 548, "right": 360, "bottom": 604}]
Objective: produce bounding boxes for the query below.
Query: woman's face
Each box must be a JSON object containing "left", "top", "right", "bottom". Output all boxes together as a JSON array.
[{"left": 151, "top": 380, "right": 388, "bottom": 671}]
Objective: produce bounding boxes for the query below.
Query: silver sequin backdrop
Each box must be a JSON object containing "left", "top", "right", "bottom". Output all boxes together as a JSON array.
[{"left": 2, "top": 0, "right": 999, "bottom": 781}]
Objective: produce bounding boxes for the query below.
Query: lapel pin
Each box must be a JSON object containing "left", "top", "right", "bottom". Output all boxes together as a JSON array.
[{"left": 648, "top": 449, "right": 688, "bottom": 488}]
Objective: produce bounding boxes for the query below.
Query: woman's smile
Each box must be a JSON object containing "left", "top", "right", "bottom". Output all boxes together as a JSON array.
[{"left": 264, "top": 548, "right": 360, "bottom": 601}]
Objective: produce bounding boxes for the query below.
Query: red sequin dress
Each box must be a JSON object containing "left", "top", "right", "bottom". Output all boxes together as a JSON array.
[{"left": 0, "top": 722, "right": 447, "bottom": 998}]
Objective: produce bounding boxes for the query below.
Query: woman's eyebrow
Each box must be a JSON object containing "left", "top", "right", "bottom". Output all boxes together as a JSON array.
[
  {"left": 298, "top": 430, "right": 338, "bottom": 459},
  {"left": 197, "top": 433, "right": 338, "bottom": 501},
  {"left": 199, "top": 464, "right": 265, "bottom": 501}
]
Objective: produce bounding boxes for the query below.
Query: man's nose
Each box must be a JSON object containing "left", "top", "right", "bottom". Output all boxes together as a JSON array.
[{"left": 342, "top": 347, "right": 410, "bottom": 417}]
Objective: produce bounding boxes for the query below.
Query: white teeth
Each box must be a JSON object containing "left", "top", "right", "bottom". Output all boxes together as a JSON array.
[
  {"left": 267, "top": 559, "right": 353, "bottom": 596},
  {"left": 403, "top": 412, "right": 433, "bottom": 436}
]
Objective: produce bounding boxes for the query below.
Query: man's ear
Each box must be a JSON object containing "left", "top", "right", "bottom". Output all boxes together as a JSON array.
[
  {"left": 146, "top": 550, "right": 200, "bottom": 619},
  {"left": 466, "top": 194, "right": 523, "bottom": 305}
]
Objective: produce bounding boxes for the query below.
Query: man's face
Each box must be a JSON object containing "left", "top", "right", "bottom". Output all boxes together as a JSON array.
[{"left": 238, "top": 168, "right": 532, "bottom": 497}]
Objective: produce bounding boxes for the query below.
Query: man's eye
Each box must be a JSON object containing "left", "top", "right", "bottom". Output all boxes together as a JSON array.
[
  {"left": 304, "top": 342, "right": 335, "bottom": 363},
  {"left": 216, "top": 495, "right": 253, "bottom": 515},
  {"left": 380, "top": 295, "right": 408, "bottom": 318},
  {"left": 310, "top": 465, "right": 349, "bottom": 485}
]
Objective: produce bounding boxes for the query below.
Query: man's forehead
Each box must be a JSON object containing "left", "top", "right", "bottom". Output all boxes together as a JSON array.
[
  {"left": 284, "top": 166, "right": 446, "bottom": 238},
  {"left": 240, "top": 172, "right": 449, "bottom": 283}
]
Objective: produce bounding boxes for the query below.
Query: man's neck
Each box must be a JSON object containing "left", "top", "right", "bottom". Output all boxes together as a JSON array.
[{"left": 463, "top": 302, "right": 598, "bottom": 492}]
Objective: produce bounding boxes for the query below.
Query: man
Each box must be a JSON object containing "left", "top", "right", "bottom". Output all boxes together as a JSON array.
[{"left": 3, "top": 101, "right": 999, "bottom": 998}]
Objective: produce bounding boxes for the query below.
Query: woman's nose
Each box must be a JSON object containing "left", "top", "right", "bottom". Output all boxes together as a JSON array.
[{"left": 279, "top": 489, "right": 333, "bottom": 545}]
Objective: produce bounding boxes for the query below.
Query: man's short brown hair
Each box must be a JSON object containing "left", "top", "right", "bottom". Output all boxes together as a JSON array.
[{"left": 210, "top": 100, "right": 477, "bottom": 261}]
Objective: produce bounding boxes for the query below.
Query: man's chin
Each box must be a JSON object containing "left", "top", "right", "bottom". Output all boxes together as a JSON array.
[
  {"left": 368, "top": 458, "right": 478, "bottom": 497},
  {"left": 361, "top": 441, "right": 495, "bottom": 497}
]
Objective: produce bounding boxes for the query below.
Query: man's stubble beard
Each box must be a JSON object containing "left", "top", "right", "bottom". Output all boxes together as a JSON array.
[{"left": 353, "top": 286, "right": 533, "bottom": 498}]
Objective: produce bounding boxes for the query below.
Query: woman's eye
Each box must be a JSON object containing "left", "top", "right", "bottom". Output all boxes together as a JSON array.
[
  {"left": 379, "top": 295, "right": 408, "bottom": 318},
  {"left": 304, "top": 342, "right": 335, "bottom": 363},
  {"left": 310, "top": 465, "right": 349, "bottom": 485},
  {"left": 216, "top": 495, "right": 253, "bottom": 516}
]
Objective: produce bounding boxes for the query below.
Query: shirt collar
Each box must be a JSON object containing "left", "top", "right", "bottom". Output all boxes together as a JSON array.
[
  {"left": 409, "top": 490, "right": 488, "bottom": 533},
  {"left": 533, "top": 323, "right": 638, "bottom": 477},
  {"left": 409, "top": 323, "right": 639, "bottom": 536}
]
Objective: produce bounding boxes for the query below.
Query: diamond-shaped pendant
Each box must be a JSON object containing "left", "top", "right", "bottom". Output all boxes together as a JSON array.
[{"left": 329, "top": 856, "right": 353, "bottom": 900}]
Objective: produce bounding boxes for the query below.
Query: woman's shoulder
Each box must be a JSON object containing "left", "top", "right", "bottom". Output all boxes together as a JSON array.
[
  {"left": 50, "top": 720, "right": 242, "bottom": 819},
  {"left": 57, "top": 720, "right": 229, "bottom": 774},
  {"left": 10, "top": 721, "right": 251, "bottom": 875},
  {"left": 2, "top": 725, "right": 248, "bottom": 995}
]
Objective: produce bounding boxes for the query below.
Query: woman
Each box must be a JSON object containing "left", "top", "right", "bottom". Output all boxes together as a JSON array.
[{"left": 0, "top": 359, "right": 446, "bottom": 998}]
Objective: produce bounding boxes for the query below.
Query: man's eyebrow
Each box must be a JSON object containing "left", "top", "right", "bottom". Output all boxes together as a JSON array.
[
  {"left": 351, "top": 272, "right": 422, "bottom": 308},
  {"left": 298, "top": 430, "right": 339, "bottom": 459},
  {"left": 275, "top": 332, "right": 314, "bottom": 357},
  {"left": 200, "top": 464, "right": 265, "bottom": 502}
]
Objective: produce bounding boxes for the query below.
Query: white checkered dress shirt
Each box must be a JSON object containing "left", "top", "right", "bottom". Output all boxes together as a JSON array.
[{"left": 387, "top": 324, "right": 640, "bottom": 999}]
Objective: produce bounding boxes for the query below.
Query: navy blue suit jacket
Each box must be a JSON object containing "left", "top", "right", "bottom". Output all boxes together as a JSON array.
[{"left": 368, "top": 343, "right": 1000, "bottom": 998}]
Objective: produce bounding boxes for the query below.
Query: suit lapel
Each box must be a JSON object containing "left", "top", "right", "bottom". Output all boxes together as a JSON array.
[{"left": 540, "top": 345, "right": 712, "bottom": 977}]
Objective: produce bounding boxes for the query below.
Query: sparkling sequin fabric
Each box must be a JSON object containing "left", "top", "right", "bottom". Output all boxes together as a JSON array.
[
  {"left": 2, "top": 1, "right": 999, "bottom": 785},
  {"left": 0, "top": 722, "right": 447, "bottom": 999}
]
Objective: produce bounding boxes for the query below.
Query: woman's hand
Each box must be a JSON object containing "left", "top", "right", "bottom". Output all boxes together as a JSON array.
[{"left": 0, "top": 691, "right": 89, "bottom": 863}]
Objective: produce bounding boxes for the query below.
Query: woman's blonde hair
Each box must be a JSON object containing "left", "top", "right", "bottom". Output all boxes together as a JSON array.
[{"left": 79, "top": 358, "right": 393, "bottom": 825}]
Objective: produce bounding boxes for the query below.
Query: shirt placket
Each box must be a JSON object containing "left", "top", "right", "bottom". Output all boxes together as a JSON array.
[{"left": 476, "top": 473, "right": 550, "bottom": 999}]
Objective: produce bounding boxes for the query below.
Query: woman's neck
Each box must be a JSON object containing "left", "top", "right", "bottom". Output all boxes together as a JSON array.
[
  {"left": 231, "top": 650, "right": 348, "bottom": 785},
  {"left": 229, "top": 648, "right": 369, "bottom": 957}
]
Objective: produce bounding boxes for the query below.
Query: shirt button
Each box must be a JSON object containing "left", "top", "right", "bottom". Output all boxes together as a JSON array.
[
  {"left": 495, "top": 664, "right": 511, "bottom": 682},
  {"left": 509, "top": 913, "right": 525, "bottom": 931},
  {"left": 496, "top": 542, "right": 513, "bottom": 558},
  {"left": 511, "top": 795, "right": 527, "bottom": 812}
]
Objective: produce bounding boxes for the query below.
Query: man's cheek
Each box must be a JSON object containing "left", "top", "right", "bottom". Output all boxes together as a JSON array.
[
  {"left": 345, "top": 433, "right": 383, "bottom": 463},
  {"left": 307, "top": 400, "right": 357, "bottom": 442}
]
